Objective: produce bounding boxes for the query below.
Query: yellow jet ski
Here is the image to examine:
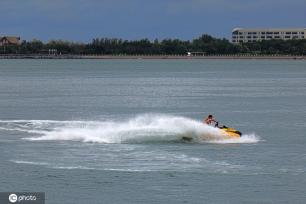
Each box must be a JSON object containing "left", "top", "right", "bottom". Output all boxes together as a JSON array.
[
  {"left": 216, "top": 122, "right": 242, "bottom": 138},
  {"left": 181, "top": 121, "right": 242, "bottom": 141}
]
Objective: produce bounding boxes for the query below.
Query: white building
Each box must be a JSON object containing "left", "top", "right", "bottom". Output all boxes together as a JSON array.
[{"left": 232, "top": 28, "right": 306, "bottom": 43}]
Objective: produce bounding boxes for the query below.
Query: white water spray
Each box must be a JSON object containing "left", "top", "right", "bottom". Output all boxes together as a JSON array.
[{"left": 0, "top": 114, "right": 260, "bottom": 144}]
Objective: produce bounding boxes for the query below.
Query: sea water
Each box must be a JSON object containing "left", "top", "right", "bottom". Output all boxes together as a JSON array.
[{"left": 0, "top": 59, "right": 306, "bottom": 204}]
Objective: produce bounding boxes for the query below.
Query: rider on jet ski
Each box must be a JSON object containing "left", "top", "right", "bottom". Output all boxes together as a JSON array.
[
  {"left": 203, "top": 114, "right": 242, "bottom": 138},
  {"left": 204, "top": 115, "right": 218, "bottom": 126}
]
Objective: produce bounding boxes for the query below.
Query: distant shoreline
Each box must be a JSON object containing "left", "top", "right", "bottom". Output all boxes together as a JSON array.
[{"left": 0, "top": 54, "right": 305, "bottom": 60}]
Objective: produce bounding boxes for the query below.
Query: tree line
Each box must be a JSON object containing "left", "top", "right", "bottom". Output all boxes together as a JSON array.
[{"left": 1, "top": 34, "right": 305, "bottom": 55}]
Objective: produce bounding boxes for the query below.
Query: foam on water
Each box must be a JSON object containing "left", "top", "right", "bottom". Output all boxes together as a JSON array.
[
  {"left": 0, "top": 114, "right": 260, "bottom": 144},
  {"left": 9, "top": 153, "right": 245, "bottom": 173}
]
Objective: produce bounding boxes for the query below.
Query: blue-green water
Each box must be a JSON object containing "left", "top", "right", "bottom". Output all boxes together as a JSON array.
[{"left": 0, "top": 59, "right": 306, "bottom": 204}]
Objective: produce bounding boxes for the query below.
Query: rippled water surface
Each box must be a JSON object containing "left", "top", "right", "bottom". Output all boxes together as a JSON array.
[{"left": 1, "top": 59, "right": 306, "bottom": 204}]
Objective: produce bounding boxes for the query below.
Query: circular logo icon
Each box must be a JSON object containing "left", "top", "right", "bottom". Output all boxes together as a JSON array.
[{"left": 9, "top": 194, "right": 18, "bottom": 203}]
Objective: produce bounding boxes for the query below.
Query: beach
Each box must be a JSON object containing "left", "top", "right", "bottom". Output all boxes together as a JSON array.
[{"left": 0, "top": 54, "right": 305, "bottom": 60}]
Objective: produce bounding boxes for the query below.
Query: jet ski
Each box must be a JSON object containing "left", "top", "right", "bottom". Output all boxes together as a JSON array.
[
  {"left": 215, "top": 122, "right": 242, "bottom": 138},
  {"left": 181, "top": 121, "right": 241, "bottom": 142}
]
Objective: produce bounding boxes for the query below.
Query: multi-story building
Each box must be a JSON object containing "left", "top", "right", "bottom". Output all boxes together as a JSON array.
[{"left": 232, "top": 28, "right": 306, "bottom": 43}]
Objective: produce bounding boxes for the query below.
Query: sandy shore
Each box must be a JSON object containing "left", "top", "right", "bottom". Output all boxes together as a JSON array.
[{"left": 0, "top": 54, "right": 305, "bottom": 60}]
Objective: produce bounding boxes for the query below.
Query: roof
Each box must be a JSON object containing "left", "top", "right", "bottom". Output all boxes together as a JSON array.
[
  {"left": 0, "top": 36, "right": 21, "bottom": 44},
  {"left": 232, "top": 28, "right": 306, "bottom": 32}
]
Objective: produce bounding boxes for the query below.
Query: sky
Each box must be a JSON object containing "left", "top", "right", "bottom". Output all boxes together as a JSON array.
[{"left": 1, "top": 0, "right": 305, "bottom": 42}]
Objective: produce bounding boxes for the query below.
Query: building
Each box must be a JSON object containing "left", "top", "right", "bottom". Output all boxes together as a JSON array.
[
  {"left": 232, "top": 28, "right": 306, "bottom": 43},
  {"left": 0, "top": 36, "right": 21, "bottom": 46}
]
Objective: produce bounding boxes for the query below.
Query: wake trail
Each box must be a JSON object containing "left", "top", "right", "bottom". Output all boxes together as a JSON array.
[{"left": 0, "top": 114, "right": 260, "bottom": 144}]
